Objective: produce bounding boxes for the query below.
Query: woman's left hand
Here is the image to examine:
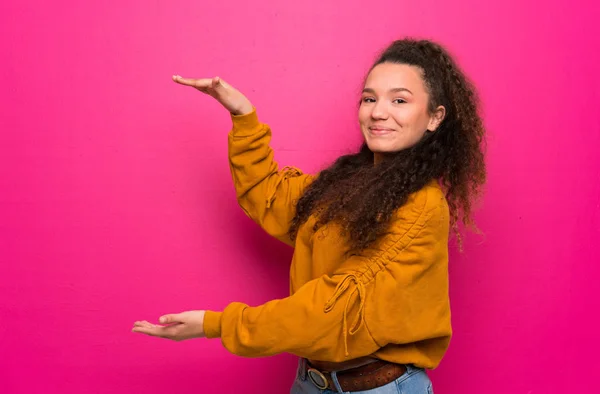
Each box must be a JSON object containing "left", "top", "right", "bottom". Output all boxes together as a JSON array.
[{"left": 132, "top": 310, "right": 205, "bottom": 341}]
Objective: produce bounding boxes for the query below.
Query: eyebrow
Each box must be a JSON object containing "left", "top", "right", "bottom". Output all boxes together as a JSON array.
[{"left": 362, "top": 87, "right": 413, "bottom": 95}]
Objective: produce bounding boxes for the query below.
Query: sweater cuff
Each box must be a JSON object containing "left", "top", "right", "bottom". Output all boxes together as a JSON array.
[
  {"left": 230, "top": 107, "right": 261, "bottom": 136},
  {"left": 203, "top": 310, "right": 223, "bottom": 339}
]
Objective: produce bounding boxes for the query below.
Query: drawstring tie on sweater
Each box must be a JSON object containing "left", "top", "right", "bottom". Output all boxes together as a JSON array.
[
  {"left": 265, "top": 166, "right": 302, "bottom": 208},
  {"left": 324, "top": 274, "right": 366, "bottom": 357}
]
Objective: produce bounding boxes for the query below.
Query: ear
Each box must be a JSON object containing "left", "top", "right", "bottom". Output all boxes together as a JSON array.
[{"left": 427, "top": 105, "right": 446, "bottom": 132}]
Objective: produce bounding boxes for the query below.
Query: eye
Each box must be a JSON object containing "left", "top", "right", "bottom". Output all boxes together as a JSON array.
[
  {"left": 393, "top": 98, "right": 407, "bottom": 104},
  {"left": 361, "top": 97, "right": 376, "bottom": 103}
]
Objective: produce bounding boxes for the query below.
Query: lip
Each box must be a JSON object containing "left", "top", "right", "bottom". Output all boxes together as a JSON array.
[{"left": 368, "top": 126, "right": 395, "bottom": 135}]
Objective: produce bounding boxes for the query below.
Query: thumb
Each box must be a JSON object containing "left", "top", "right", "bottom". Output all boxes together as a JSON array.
[
  {"left": 159, "top": 313, "right": 183, "bottom": 325},
  {"left": 211, "top": 76, "right": 221, "bottom": 89}
]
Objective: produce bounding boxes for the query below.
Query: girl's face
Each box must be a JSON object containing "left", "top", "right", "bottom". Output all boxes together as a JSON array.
[{"left": 359, "top": 62, "right": 445, "bottom": 161}]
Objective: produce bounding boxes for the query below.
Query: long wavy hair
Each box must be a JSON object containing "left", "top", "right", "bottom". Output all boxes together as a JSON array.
[{"left": 289, "top": 38, "right": 486, "bottom": 251}]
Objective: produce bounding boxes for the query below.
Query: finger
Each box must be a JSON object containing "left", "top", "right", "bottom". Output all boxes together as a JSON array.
[
  {"left": 132, "top": 324, "right": 165, "bottom": 337},
  {"left": 159, "top": 313, "right": 183, "bottom": 325},
  {"left": 131, "top": 321, "right": 165, "bottom": 337},
  {"left": 133, "top": 320, "right": 154, "bottom": 328},
  {"left": 172, "top": 75, "right": 213, "bottom": 89},
  {"left": 211, "top": 76, "right": 221, "bottom": 88}
]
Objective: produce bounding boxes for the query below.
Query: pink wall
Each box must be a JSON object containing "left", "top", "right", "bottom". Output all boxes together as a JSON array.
[{"left": 1, "top": 1, "right": 598, "bottom": 393}]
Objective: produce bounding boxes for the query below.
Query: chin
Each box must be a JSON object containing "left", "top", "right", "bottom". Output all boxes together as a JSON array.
[{"left": 366, "top": 141, "right": 402, "bottom": 153}]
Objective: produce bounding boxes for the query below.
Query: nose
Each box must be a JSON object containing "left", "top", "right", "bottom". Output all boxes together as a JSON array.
[{"left": 371, "top": 101, "right": 388, "bottom": 120}]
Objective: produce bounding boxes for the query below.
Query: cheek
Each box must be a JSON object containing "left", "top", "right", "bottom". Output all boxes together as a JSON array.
[
  {"left": 358, "top": 107, "right": 369, "bottom": 126},
  {"left": 392, "top": 108, "right": 425, "bottom": 129},
  {"left": 416, "top": 112, "right": 433, "bottom": 131},
  {"left": 389, "top": 110, "right": 406, "bottom": 126}
]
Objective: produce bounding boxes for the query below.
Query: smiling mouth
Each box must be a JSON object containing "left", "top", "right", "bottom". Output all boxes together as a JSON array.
[{"left": 368, "top": 127, "right": 395, "bottom": 136}]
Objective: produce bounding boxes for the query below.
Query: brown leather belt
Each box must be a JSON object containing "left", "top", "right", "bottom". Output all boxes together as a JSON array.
[{"left": 306, "top": 359, "right": 407, "bottom": 392}]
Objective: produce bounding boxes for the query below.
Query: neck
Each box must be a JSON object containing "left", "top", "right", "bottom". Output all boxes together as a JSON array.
[{"left": 374, "top": 152, "right": 385, "bottom": 166}]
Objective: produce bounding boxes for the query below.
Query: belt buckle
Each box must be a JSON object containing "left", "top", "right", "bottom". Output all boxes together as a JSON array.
[{"left": 307, "top": 367, "right": 329, "bottom": 390}]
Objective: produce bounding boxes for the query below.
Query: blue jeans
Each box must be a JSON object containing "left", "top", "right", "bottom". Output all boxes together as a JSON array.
[{"left": 290, "top": 358, "right": 433, "bottom": 394}]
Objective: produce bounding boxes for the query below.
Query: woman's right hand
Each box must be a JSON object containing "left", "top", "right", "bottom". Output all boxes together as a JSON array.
[{"left": 172, "top": 75, "right": 254, "bottom": 116}]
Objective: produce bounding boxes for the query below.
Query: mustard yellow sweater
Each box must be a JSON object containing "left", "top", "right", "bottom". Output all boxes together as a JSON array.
[{"left": 203, "top": 109, "right": 452, "bottom": 369}]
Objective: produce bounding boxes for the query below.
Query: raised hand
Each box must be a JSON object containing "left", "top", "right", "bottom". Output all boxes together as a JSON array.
[
  {"left": 172, "top": 75, "right": 254, "bottom": 116},
  {"left": 132, "top": 310, "right": 206, "bottom": 341}
]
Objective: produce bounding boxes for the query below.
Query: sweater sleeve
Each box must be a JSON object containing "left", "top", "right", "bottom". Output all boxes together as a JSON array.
[
  {"left": 228, "top": 109, "right": 314, "bottom": 247},
  {"left": 203, "top": 186, "right": 452, "bottom": 363}
]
